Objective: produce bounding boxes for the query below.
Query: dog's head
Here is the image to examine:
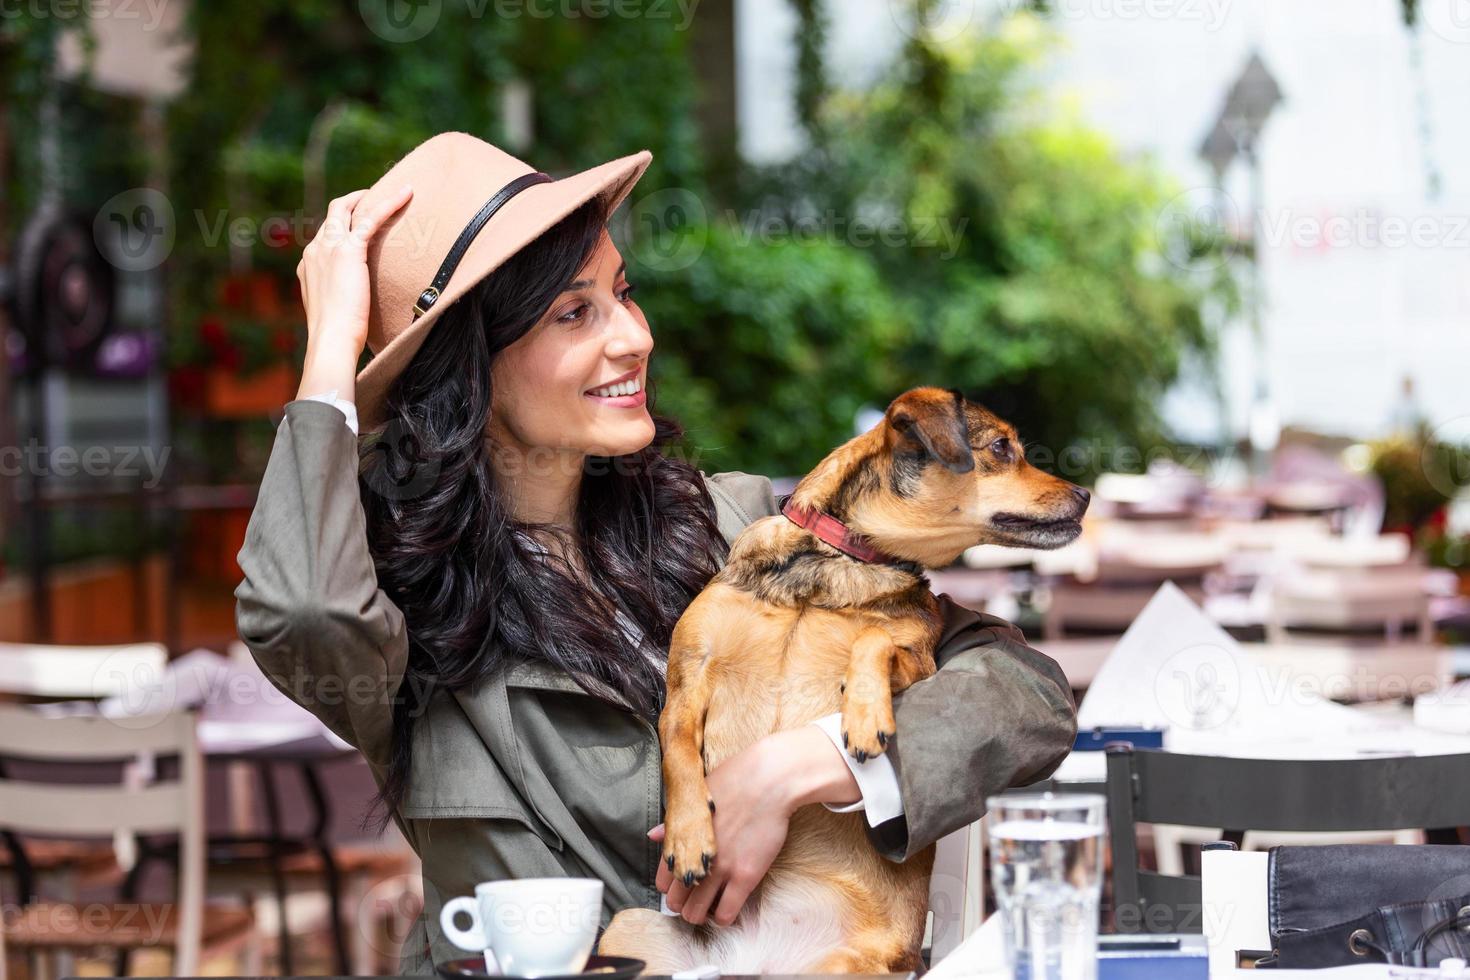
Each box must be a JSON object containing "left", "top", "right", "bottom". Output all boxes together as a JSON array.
[{"left": 789, "top": 386, "right": 1090, "bottom": 567}]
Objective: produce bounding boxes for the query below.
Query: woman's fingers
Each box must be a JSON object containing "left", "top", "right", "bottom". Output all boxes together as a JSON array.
[
  {"left": 676, "top": 869, "right": 726, "bottom": 925},
  {"left": 665, "top": 876, "right": 689, "bottom": 911},
  {"left": 349, "top": 184, "right": 413, "bottom": 243},
  {"left": 320, "top": 190, "right": 369, "bottom": 245},
  {"left": 711, "top": 874, "right": 755, "bottom": 927}
]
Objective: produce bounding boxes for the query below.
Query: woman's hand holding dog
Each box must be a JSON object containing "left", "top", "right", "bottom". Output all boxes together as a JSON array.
[
  {"left": 294, "top": 184, "right": 414, "bottom": 403},
  {"left": 649, "top": 725, "right": 861, "bottom": 927}
]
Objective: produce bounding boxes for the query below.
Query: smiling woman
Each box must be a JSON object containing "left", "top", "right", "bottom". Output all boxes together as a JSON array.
[{"left": 235, "top": 132, "right": 1077, "bottom": 975}]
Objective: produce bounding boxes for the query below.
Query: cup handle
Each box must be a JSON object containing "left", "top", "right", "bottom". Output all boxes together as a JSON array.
[{"left": 440, "top": 896, "right": 489, "bottom": 955}]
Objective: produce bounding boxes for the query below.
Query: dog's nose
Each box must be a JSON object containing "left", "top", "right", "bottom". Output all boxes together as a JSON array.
[{"left": 1071, "top": 485, "right": 1092, "bottom": 508}]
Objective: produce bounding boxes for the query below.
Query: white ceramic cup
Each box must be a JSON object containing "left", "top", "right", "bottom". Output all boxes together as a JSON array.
[{"left": 439, "top": 877, "right": 603, "bottom": 977}]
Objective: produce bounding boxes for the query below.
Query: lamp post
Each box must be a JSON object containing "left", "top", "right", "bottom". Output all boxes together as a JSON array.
[{"left": 1200, "top": 51, "right": 1283, "bottom": 478}]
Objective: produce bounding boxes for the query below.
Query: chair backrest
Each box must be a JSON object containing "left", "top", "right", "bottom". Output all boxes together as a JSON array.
[
  {"left": 1266, "top": 566, "right": 1432, "bottom": 643},
  {"left": 1044, "top": 581, "right": 1208, "bottom": 640},
  {"left": 0, "top": 705, "right": 206, "bottom": 972},
  {"left": 1105, "top": 746, "right": 1470, "bottom": 934},
  {"left": 0, "top": 641, "right": 168, "bottom": 699},
  {"left": 927, "top": 820, "right": 987, "bottom": 962}
]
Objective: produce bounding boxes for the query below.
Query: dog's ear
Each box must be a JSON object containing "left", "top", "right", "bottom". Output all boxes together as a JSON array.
[{"left": 891, "top": 390, "right": 974, "bottom": 473}]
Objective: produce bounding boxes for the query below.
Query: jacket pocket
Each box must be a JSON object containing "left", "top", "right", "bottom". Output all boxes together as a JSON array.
[{"left": 398, "top": 688, "right": 554, "bottom": 844}]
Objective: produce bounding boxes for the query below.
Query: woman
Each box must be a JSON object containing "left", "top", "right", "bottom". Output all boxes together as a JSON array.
[{"left": 235, "top": 132, "right": 1077, "bottom": 974}]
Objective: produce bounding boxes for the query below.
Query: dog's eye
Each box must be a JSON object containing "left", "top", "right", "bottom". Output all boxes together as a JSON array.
[{"left": 990, "top": 438, "right": 1013, "bottom": 460}]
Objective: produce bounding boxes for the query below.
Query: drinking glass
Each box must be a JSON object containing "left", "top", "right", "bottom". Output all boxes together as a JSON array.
[{"left": 987, "top": 792, "right": 1106, "bottom": 980}]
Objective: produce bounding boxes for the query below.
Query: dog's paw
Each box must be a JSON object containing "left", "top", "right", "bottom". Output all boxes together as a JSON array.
[
  {"left": 841, "top": 690, "right": 895, "bottom": 763},
  {"left": 663, "top": 806, "right": 717, "bottom": 888}
]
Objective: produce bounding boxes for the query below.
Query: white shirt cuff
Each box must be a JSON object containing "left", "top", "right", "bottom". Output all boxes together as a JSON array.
[
  {"left": 300, "top": 388, "right": 359, "bottom": 435},
  {"left": 809, "top": 712, "right": 905, "bottom": 827}
]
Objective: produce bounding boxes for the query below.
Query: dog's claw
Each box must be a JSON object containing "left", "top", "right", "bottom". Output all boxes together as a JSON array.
[
  {"left": 702, "top": 852, "right": 712, "bottom": 872},
  {"left": 708, "top": 799, "right": 716, "bottom": 813},
  {"left": 839, "top": 682, "right": 846, "bottom": 694},
  {"left": 841, "top": 730, "right": 849, "bottom": 747},
  {"left": 682, "top": 870, "right": 696, "bottom": 888},
  {"left": 877, "top": 731, "right": 889, "bottom": 748},
  {"left": 855, "top": 749, "right": 869, "bottom": 763},
  {"left": 666, "top": 855, "right": 675, "bottom": 871}
]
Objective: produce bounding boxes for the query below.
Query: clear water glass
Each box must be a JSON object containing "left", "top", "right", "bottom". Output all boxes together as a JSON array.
[{"left": 987, "top": 792, "right": 1106, "bottom": 980}]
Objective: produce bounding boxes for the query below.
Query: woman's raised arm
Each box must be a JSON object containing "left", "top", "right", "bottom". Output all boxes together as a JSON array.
[{"left": 233, "top": 186, "right": 415, "bottom": 766}]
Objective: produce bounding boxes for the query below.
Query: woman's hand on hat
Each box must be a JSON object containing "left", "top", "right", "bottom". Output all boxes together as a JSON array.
[{"left": 296, "top": 184, "right": 413, "bottom": 398}]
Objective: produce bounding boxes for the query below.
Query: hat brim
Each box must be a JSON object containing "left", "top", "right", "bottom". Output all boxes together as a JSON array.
[{"left": 354, "top": 148, "right": 652, "bottom": 432}]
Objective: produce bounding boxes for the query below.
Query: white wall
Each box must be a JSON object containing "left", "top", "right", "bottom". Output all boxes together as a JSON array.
[{"left": 736, "top": 0, "right": 1470, "bottom": 444}]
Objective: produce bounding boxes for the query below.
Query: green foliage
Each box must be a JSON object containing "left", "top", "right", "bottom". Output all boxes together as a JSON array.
[
  {"left": 729, "top": 15, "right": 1234, "bottom": 474},
  {"left": 636, "top": 224, "right": 904, "bottom": 475},
  {"left": 7, "top": 0, "right": 1232, "bottom": 489},
  {"left": 1370, "top": 428, "right": 1464, "bottom": 531}
]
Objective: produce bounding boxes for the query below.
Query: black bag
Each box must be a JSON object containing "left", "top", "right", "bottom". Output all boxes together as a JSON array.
[{"left": 1256, "top": 845, "right": 1470, "bottom": 969}]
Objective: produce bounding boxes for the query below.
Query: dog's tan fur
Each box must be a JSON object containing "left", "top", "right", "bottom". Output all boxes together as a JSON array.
[{"left": 599, "top": 387, "right": 1088, "bottom": 973}]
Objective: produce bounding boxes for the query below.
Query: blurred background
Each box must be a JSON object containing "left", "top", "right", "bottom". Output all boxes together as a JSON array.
[{"left": 2, "top": 0, "right": 1470, "bottom": 976}]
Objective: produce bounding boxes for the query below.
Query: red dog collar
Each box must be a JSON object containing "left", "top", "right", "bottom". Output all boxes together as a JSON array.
[{"left": 780, "top": 497, "right": 903, "bottom": 566}]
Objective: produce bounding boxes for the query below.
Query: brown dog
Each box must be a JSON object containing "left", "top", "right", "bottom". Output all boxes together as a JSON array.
[{"left": 598, "top": 386, "right": 1089, "bottom": 973}]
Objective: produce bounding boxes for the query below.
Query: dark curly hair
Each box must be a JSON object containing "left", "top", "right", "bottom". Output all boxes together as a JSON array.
[{"left": 357, "top": 196, "right": 728, "bottom": 828}]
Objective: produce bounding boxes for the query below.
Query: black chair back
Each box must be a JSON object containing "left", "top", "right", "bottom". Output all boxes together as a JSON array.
[{"left": 1105, "top": 745, "right": 1470, "bottom": 933}]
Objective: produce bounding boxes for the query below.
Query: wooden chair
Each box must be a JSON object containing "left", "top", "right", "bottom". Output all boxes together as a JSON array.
[
  {"left": 0, "top": 641, "right": 167, "bottom": 700},
  {"left": 1105, "top": 746, "right": 1470, "bottom": 934},
  {"left": 0, "top": 704, "right": 255, "bottom": 977},
  {"left": 0, "top": 642, "right": 170, "bottom": 920}
]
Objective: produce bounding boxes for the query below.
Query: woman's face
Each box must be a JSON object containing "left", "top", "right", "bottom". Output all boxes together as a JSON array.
[{"left": 489, "top": 229, "right": 655, "bottom": 464}]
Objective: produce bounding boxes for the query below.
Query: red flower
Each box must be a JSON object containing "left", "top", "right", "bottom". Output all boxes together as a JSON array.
[
  {"left": 169, "top": 365, "right": 207, "bottom": 407},
  {"left": 199, "top": 315, "right": 227, "bottom": 347},
  {"left": 219, "top": 278, "right": 247, "bottom": 310}
]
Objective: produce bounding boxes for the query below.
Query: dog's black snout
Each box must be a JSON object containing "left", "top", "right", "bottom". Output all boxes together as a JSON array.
[{"left": 1070, "top": 485, "right": 1092, "bottom": 508}]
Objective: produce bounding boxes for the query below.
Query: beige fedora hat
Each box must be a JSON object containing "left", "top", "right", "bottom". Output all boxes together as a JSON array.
[{"left": 351, "top": 131, "right": 652, "bottom": 431}]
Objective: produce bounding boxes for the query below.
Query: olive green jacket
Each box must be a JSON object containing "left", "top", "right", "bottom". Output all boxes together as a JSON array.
[{"left": 234, "top": 399, "right": 1077, "bottom": 974}]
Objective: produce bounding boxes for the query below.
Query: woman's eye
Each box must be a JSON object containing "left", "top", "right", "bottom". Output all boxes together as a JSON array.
[
  {"left": 557, "top": 302, "right": 590, "bottom": 323},
  {"left": 617, "top": 283, "right": 637, "bottom": 302}
]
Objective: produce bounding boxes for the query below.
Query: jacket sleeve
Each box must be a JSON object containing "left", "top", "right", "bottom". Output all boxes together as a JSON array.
[
  {"left": 872, "top": 598, "right": 1077, "bottom": 862},
  {"left": 702, "top": 470, "right": 1078, "bottom": 863},
  {"left": 233, "top": 398, "right": 410, "bottom": 766}
]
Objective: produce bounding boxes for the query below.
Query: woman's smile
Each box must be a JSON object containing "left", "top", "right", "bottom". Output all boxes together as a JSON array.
[{"left": 585, "top": 366, "right": 647, "bottom": 407}]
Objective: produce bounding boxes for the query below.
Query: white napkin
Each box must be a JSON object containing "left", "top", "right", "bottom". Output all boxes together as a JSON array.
[{"left": 1076, "top": 582, "right": 1367, "bottom": 753}]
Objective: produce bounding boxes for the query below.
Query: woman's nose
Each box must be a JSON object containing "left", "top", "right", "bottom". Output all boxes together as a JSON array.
[{"left": 606, "top": 303, "right": 653, "bottom": 358}]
